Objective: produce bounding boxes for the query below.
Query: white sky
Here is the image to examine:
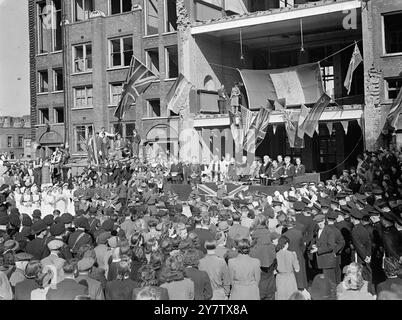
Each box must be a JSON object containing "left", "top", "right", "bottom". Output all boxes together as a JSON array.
[{"left": 0, "top": 0, "right": 30, "bottom": 117}]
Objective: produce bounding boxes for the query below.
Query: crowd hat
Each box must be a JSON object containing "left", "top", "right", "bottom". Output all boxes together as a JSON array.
[
  {"left": 77, "top": 257, "right": 95, "bottom": 272},
  {"left": 14, "top": 252, "right": 33, "bottom": 262},
  {"left": 313, "top": 214, "right": 325, "bottom": 222},
  {"left": 326, "top": 210, "right": 339, "bottom": 220},
  {"left": 47, "top": 239, "right": 64, "bottom": 251},
  {"left": 31, "top": 220, "right": 47, "bottom": 234},
  {"left": 32, "top": 209, "right": 42, "bottom": 220},
  {"left": 96, "top": 232, "right": 111, "bottom": 245},
  {"left": 60, "top": 213, "right": 74, "bottom": 224},
  {"left": 21, "top": 214, "right": 32, "bottom": 227},
  {"left": 74, "top": 216, "right": 89, "bottom": 230},
  {"left": 217, "top": 221, "right": 230, "bottom": 232},
  {"left": 3, "top": 240, "right": 19, "bottom": 252},
  {"left": 50, "top": 223, "right": 65, "bottom": 237},
  {"left": 349, "top": 208, "right": 363, "bottom": 220},
  {"left": 102, "top": 219, "right": 114, "bottom": 232},
  {"left": 43, "top": 215, "right": 54, "bottom": 227}
]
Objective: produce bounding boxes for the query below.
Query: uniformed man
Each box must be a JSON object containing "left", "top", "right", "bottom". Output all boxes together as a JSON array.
[
  {"left": 350, "top": 208, "right": 373, "bottom": 286},
  {"left": 295, "top": 157, "right": 306, "bottom": 177},
  {"left": 326, "top": 210, "right": 345, "bottom": 284},
  {"left": 282, "top": 156, "right": 295, "bottom": 185}
]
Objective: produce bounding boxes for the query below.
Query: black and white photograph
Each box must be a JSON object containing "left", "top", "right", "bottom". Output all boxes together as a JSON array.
[{"left": 1, "top": 0, "right": 402, "bottom": 305}]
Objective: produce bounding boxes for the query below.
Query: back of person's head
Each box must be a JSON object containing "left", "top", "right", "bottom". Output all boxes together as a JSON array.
[
  {"left": 150, "top": 250, "right": 164, "bottom": 270},
  {"left": 63, "top": 259, "right": 78, "bottom": 275},
  {"left": 25, "top": 260, "right": 42, "bottom": 279},
  {"left": 138, "top": 264, "right": 158, "bottom": 286},
  {"left": 384, "top": 257, "right": 401, "bottom": 278},
  {"left": 117, "top": 260, "right": 130, "bottom": 279},
  {"left": 342, "top": 263, "right": 365, "bottom": 291},
  {"left": 236, "top": 238, "right": 251, "bottom": 255},
  {"left": 136, "top": 287, "right": 160, "bottom": 300},
  {"left": 276, "top": 236, "right": 290, "bottom": 252},
  {"left": 289, "top": 291, "right": 307, "bottom": 300},
  {"left": 183, "top": 249, "right": 201, "bottom": 268},
  {"left": 204, "top": 239, "right": 217, "bottom": 251}
]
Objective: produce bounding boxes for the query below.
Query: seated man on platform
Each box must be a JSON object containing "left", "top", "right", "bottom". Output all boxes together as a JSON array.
[{"left": 295, "top": 157, "right": 306, "bottom": 177}]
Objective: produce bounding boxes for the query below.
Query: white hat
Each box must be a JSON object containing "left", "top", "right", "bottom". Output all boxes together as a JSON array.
[{"left": 47, "top": 239, "right": 64, "bottom": 251}]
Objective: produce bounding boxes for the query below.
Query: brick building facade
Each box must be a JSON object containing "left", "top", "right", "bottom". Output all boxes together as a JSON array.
[
  {"left": 0, "top": 116, "right": 32, "bottom": 159},
  {"left": 28, "top": 0, "right": 402, "bottom": 178}
]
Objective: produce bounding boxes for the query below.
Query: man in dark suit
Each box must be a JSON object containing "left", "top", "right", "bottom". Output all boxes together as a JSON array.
[
  {"left": 259, "top": 156, "right": 271, "bottom": 186},
  {"left": 47, "top": 260, "right": 88, "bottom": 300},
  {"left": 283, "top": 220, "right": 308, "bottom": 290},
  {"left": 105, "top": 261, "right": 139, "bottom": 300},
  {"left": 381, "top": 211, "right": 402, "bottom": 260},
  {"left": 309, "top": 214, "right": 337, "bottom": 284},
  {"left": 68, "top": 217, "right": 93, "bottom": 257},
  {"left": 350, "top": 208, "right": 373, "bottom": 285},
  {"left": 282, "top": 156, "right": 295, "bottom": 185},
  {"left": 295, "top": 157, "right": 306, "bottom": 177},
  {"left": 170, "top": 156, "right": 183, "bottom": 184},
  {"left": 326, "top": 211, "right": 345, "bottom": 284},
  {"left": 25, "top": 220, "right": 48, "bottom": 260},
  {"left": 183, "top": 249, "right": 213, "bottom": 300},
  {"left": 334, "top": 210, "right": 353, "bottom": 272}
]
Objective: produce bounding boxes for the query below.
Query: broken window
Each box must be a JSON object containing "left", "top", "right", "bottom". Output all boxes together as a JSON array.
[
  {"left": 384, "top": 12, "right": 402, "bottom": 54},
  {"left": 146, "top": 48, "right": 160, "bottom": 75},
  {"left": 38, "top": 70, "right": 49, "bottom": 93},
  {"left": 165, "top": 0, "right": 177, "bottom": 33},
  {"left": 165, "top": 46, "right": 178, "bottom": 79},
  {"left": 109, "top": 36, "right": 133, "bottom": 67},
  {"left": 145, "top": 0, "right": 159, "bottom": 35}
]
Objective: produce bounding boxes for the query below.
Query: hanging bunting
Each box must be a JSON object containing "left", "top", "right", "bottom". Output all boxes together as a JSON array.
[
  {"left": 272, "top": 124, "right": 277, "bottom": 135},
  {"left": 341, "top": 121, "right": 349, "bottom": 135},
  {"left": 326, "top": 122, "right": 333, "bottom": 135}
]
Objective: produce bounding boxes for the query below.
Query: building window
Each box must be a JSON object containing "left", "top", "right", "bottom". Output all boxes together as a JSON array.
[
  {"left": 7, "top": 136, "right": 12, "bottom": 148},
  {"left": 125, "top": 123, "right": 136, "bottom": 141},
  {"left": 384, "top": 12, "right": 402, "bottom": 54},
  {"left": 54, "top": 107, "right": 64, "bottom": 123},
  {"left": 321, "top": 66, "right": 335, "bottom": 100},
  {"left": 165, "top": 46, "right": 178, "bottom": 79},
  {"left": 319, "top": 125, "right": 337, "bottom": 165},
  {"left": 110, "top": 0, "right": 131, "bottom": 15},
  {"left": 18, "top": 136, "right": 23, "bottom": 148},
  {"left": 73, "top": 0, "right": 93, "bottom": 22},
  {"left": 37, "top": 1, "right": 50, "bottom": 53},
  {"left": 165, "top": 0, "right": 177, "bottom": 33},
  {"left": 146, "top": 99, "right": 161, "bottom": 117},
  {"left": 74, "top": 86, "right": 93, "bottom": 108},
  {"left": 51, "top": 0, "right": 62, "bottom": 51},
  {"left": 109, "top": 36, "right": 133, "bottom": 67},
  {"left": 73, "top": 43, "right": 92, "bottom": 73},
  {"left": 110, "top": 83, "right": 123, "bottom": 105},
  {"left": 145, "top": 0, "right": 158, "bottom": 36},
  {"left": 386, "top": 77, "right": 402, "bottom": 100},
  {"left": 38, "top": 109, "right": 50, "bottom": 124},
  {"left": 53, "top": 68, "right": 63, "bottom": 91},
  {"left": 75, "top": 124, "right": 93, "bottom": 152},
  {"left": 38, "top": 70, "right": 49, "bottom": 93},
  {"left": 145, "top": 48, "right": 160, "bottom": 75}
]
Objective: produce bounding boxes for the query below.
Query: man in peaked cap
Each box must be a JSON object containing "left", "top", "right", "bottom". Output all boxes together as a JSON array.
[
  {"left": 309, "top": 214, "right": 337, "bottom": 284},
  {"left": 350, "top": 207, "right": 373, "bottom": 286},
  {"left": 75, "top": 257, "right": 104, "bottom": 300},
  {"left": 68, "top": 216, "right": 93, "bottom": 256},
  {"left": 381, "top": 211, "right": 402, "bottom": 262},
  {"left": 326, "top": 210, "right": 345, "bottom": 284}
]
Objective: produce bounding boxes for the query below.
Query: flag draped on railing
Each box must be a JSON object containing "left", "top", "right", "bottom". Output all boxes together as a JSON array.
[
  {"left": 114, "top": 55, "right": 159, "bottom": 120},
  {"left": 166, "top": 73, "right": 193, "bottom": 116},
  {"left": 299, "top": 93, "right": 331, "bottom": 138}
]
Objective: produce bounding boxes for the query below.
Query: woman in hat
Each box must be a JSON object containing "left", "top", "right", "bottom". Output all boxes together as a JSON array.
[
  {"left": 14, "top": 186, "right": 23, "bottom": 213},
  {"left": 0, "top": 270, "right": 13, "bottom": 300},
  {"left": 275, "top": 235, "right": 300, "bottom": 300},
  {"left": 336, "top": 263, "right": 375, "bottom": 300},
  {"left": 159, "top": 253, "right": 194, "bottom": 300},
  {"left": 21, "top": 187, "right": 33, "bottom": 217},
  {"left": 31, "top": 187, "right": 41, "bottom": 213},
  {"left": 228, "top": 239, "right": 261, "bottom": 300},
  {"left": 30, "top": 264, "right": 57, "bottom": 300}
]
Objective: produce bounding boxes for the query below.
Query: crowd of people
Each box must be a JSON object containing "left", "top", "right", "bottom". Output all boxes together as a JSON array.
[{"left": 0, "top": 145, "right": 402, "bottom": 300}]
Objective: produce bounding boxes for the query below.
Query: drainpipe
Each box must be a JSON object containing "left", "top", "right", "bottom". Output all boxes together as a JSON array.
[{"left": 61, "top": 5, "right": 69, "bottom": 149}]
